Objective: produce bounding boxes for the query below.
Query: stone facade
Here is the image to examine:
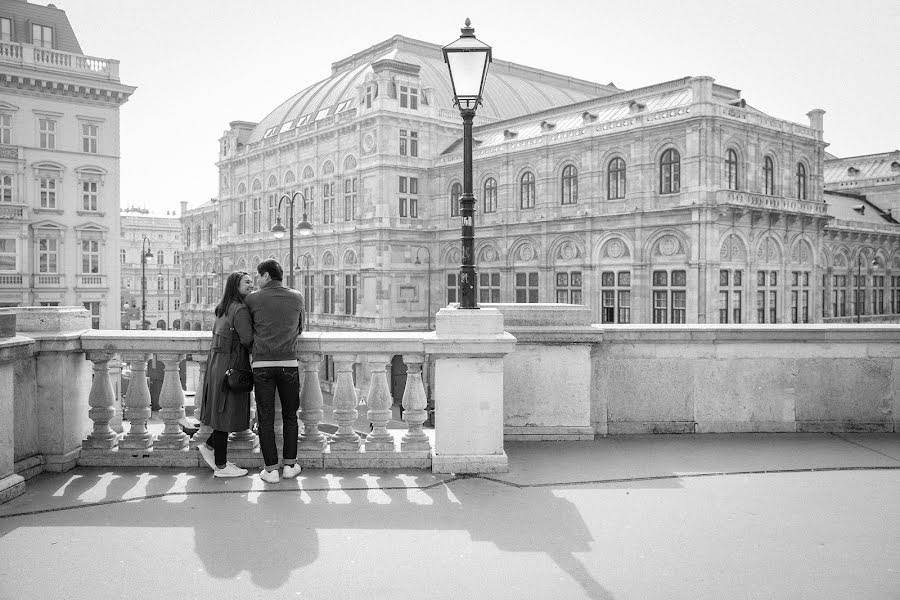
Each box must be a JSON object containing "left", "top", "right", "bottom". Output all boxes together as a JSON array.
[
  {"left": 183, "top": 35, "right": 900, "bottom": 330},
  {"left": 119, "top": 208, "right": 183, "bottom": 330},
  {"left": 0, "top": 1, "right": 135, "bottom": 328}
]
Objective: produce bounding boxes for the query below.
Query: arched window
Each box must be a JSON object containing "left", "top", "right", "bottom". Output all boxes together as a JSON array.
[
  {"left": 185, "top": 228, "right": 191, "bottom": 247},
  {"left": 520, "top": 171, "right": 535, "bottom": 209},
  {"left": 157, "top": 273, "right": 164, "bottom": 291},
  {"left": 660, "top": 149, "right": 681, "bottom": 194},
  {"left": 561, "top": 165, "right": 578, "bottom": 205},
  {"left": 303, "top": 166, "right": 314, "bottom": 179},
  {"left": 725, "top": 149, "right": 738, "bottom": 190},
  {"left": 764, "top": 156, "right": 775, "bottom": 195},
  {"left": 450, "top": 182, "right": 461, "bottom": 217},
  {"left": 207, "top": 223, "right": 213, "bottom": 244},
  {"left": 195, "top": 225, "right": 201, "bottom": 247},
  {"left": 483, "top": 178, "right": 497, "bottom": 213},
  {"left": 267, "top": 175, "right": 278, "bottom": 189},
  {"left": 608, "top": 157, "right": 626, "bottom": 199},
  {"left": 796, "top": 162, "right": 807, "bottom": 200},
  {"left": 173, "top": 277, "right": 180, "bottom": 291},
  {"left": 284, "top": 170, "right": 296, "bottom": 185}
]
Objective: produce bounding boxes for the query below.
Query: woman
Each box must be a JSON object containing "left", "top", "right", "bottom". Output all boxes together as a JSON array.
[{"left": 198, "top": 271, "right": 254, "bottom": 477}]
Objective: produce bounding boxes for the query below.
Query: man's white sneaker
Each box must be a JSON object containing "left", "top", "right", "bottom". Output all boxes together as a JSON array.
[
  {"left": 282, "top": 464, "right": 302, "bottom": 479},
  {"left": 260, "top": 468, "right": 280, "bottom": 484},
  {"left": 213, "top": 463, "right": 248, "bottom": 478},
  {"left": 198, "top": 444, "right": 216, "bottom": 471}
]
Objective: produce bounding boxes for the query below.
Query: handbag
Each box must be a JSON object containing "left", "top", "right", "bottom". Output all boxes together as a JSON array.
[{"left": 222, "top": 322, "right": 254, "bottom": 394}]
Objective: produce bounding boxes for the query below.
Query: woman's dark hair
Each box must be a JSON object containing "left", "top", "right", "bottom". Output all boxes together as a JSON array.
[
  {"left": 257, "top": 258, "right": 283, "bottom": 282},
  {"left": 214, "top": 271, "right": 249, "bottom": 317}
]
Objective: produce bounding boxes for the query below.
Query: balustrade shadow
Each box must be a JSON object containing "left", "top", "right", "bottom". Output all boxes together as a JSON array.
[{"left": 1, "top": 468, "right": 619, "bottom": 599}]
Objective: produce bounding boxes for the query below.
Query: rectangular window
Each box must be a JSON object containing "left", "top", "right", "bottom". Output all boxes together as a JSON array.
[
  {"left": 158, "top": 299, "right": 164, "bottom": 311},
  {"left": 399, "top": 130, "right": 418, "bottom": 157},
  {"left": 872, "top": 275, "right": 885, "bottom": 315},
  {"left": 515, "top": 271, "right": 539, "bottom": 303},
  {"left": 853, "top": 275, "right": 866, "bottom": 317},
  {"left": 756, "top": 270, "right": 778, "bottom": 323},
  {"left": 399, "top": 176, "right": 419, "bottom": 218},
  {"left": 238, "top": 200, "right": 246, "bottom": 235},
  {"left": 399, "top": 129, "right": 407, "bottom": 156},
  {"left": 82, "top": 124, "right": 98, "bottom": 153},
  {"left": 207, "top": 278, "right": 214, "bottom": 305},
  {"left": 600, "top": 271, "right": 631, "bottom": 323},
  {"left": 195, "top": 278, "right": 202, "bottom": 305},
  {"left": 0, "top": 238, "right": 15, "bottom": 271},
  {"left": 267, "top": 194, "right": 276, "bottom": 231},
  {"left": 32, "top": 24, "right": 53, "bottom": 48},
  {"left": 555, "top": 271, "right": 582, "bottom": 304},
  {"left": 652, "top": 270, "right": 687, "bottom": 324},
  {"left": 832, "top": 274, "right": 847, "bottom": 317},
  {"left": 174, "top": 300, "right": 180, "bottom": 311},
  {"left": 0, "top": 114, "right": 10, "bottom": 145},
  {"left": 323, "top": 182, "right": 334, "bottom": 224},
  {"left": 82, "top": 181, "right": 98, "bottom": 211},
  {"left": 891, "top": 276, "right": 900, "bottom": 314},
  {"left": 718, "top": 269, "right": 742, "bottom": 323},
  {"left": 344, "top": 274, "right": 358, "bottom": 315},
  {"left": 0, "top": 18, "right": 11, "bottom": 42},
  {"left": 38, "top": 238, "right": 58, "bottom": 273},
  {"left": 304, "top": 274, "right": 315, "bottom": 314},
  {"left": 81, "top": 240, "right": 99, "bottom": 273},
  {"left": 323, "top": 274, "right": 336, "bottom": 314},
  {"left": 0, "top": 173, "right": 12, "bottom": 202},
  {"left": 343, "top": 177, "right": 357, "bottom": 221},
  {"left": 252, "top": 197, "right": 261, "bottom": 233},
  {"left": 399, "top": 86, "right": 418, "bottom": 110},
  {"left": 478, "top": 272, "right": 500, "bottom": 303},
  {"left": 38, "top": 118, "right": 56, "bottom": 149},
  {"left": 398, "top": 197, "right": 407, "bottom": 217},
  {"left": 82, "top": 302, "right": 100, "bottom": 330},
  {"left": 447, "top": 272, "right": 459, "bottom": 304},
  {"left": 790, "top": 271, "right": 810, "bottom": 323}
]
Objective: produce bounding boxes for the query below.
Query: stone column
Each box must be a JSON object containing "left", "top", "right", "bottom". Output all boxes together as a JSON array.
[
  {"left": 400, "top": 354, "right": 430, "bottom": 452},
  {"left": 0, "top": 324, "right": 31, "bottom": 504},
  {"left": 425, "top": 307, "right": 516, "bottom": 474},
  {"left": 81, "top": 352, "right": 118, "bottom": 450},
  {"left": 108, "top": 356, "right": 123, "bottom": 434},
  {"left": 154, "top": 353, "right": 189, "bottom": 449},
  {"left": 363, "top": 354, "right": 394, "bottom": 452},
  {"left": 329, "top": 354, "right": 361, "bottom": 451},
  {"left": 120, "top": 353, "right": 153, "bottom": 449},
  {"left": 189, "top": 353, "right": 211, "bottom": 449},
  {"left": 298, "top": 352, "right": 327, "bottom": 451}
]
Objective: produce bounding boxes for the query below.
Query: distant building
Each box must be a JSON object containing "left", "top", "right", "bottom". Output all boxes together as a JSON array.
[
  {"left": 178, "top": 198, "right": 220, "bottom": 330},
  {"left": 181, "top": 34, "right": 900, "bottom": 330},
  {"left": 120, "top": 208, "right": 183, "bottom": 330},
  {"left": 0, "top": 0, "right": 135, "bottom": 328}
]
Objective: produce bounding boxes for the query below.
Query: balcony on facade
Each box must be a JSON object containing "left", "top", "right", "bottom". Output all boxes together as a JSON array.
[
  {"left": 0, "top": 203, "right": 27, "bottom": 222},
  {"left": 0, "top": 41, "right": 120, "bottom": 81},
  {"left": 32, "top": 274, "right": 64, "bottom": 288}
]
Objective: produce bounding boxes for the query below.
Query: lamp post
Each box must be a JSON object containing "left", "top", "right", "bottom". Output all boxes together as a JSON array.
[
  {"left": 140, "top": 236, "right": 154, "bottom": 330},
  {"left": 272, "top": 190, "right": 313, "bottom": 289},
  {"left": 301, "top": 254, "right": 312, "bottom": 314},
  {"left": 414, "top": 247, "right": 432, "bottom": 330},
  {"left": 443, "top": 18, "right": 491, "bottom": 309}
]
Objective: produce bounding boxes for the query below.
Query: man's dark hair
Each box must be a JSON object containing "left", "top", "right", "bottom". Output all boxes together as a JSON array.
[{"left": 257, "top": 259, "right": 283, "bottom": 282}]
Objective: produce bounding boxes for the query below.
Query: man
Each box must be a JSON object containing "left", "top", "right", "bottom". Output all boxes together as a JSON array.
[{"left": 244, "top": 259, "right": 305, "bottom": 483}]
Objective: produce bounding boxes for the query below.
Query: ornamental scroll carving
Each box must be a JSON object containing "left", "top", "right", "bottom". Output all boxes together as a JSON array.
[
  {"left": 479, "top": 246, "right": 499, "bottom": 263},
  {"left": 555, "top": 241, "right": 582, "bottom": 261}
]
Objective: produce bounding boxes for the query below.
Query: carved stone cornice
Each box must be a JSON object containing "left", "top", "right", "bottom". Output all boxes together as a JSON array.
[{"left": 0, "top": 73, "right": 134, "bottom": 105}]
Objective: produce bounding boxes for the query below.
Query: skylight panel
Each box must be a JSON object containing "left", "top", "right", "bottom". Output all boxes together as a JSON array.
[
  {"left": 315, "top": 107, "right": 331, "bottom": 121},
  {"left": 279, "top": 121, "right": 294, "bottom": 134},
  {"left": 295, "top": 115, "right": 310, "bottom": 128},
  {"left": 336, "top": 100, "right": 353, "bottom": 113},
  {"left": 263, "top": 127, "right": 277, "bottom": 138}
]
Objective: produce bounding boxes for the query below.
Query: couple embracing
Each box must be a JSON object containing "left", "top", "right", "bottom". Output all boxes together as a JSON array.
[{"left": 197, "top": 259, "right": 304, "bottom": 483}]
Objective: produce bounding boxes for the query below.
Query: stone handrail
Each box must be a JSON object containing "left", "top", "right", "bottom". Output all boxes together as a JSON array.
[
  {"left": 0, "top": 41, "right": 119, "bottom": 81},
  {"left": 716, "top": 190, "right": 829, "bottom": 216},
  {"left": 0, "top": 204, "right": 25, "bottom": 220}
]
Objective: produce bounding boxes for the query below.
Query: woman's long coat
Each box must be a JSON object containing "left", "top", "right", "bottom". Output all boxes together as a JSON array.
[{"left": 199, "top": 302, "right": 253, "bottom": 432}]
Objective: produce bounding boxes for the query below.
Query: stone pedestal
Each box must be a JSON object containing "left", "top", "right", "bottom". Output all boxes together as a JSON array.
[
  {"left": 0, "top": 327, "right": 31, "bottom": 503},
  {"left": 425, "top": 307, "right": 515, "bottom": 474}
]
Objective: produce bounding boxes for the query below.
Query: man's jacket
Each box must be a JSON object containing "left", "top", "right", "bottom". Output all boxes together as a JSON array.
[{"left": 244, "top": 280, "right": 304, "bottom": 361}]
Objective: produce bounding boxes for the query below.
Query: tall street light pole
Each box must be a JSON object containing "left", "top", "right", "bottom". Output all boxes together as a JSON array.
[
  {"left": 302, "top": 254, "right": 312, "bottom": 315},
  {"left": 140, "top": 236, "right": 154, "bottom": 330},
  {"left": 272, "top": 190, "right": 313, "bottom": 289},
  {"left": 415, "top": 247, "right": 432, "bottom": 330},
  {"left": 443, "top": 18, "right": 491, "bottom": 309}
]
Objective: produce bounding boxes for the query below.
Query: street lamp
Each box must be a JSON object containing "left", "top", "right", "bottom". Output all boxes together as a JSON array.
[
  {"left": 272, "top": 190, "right": 312, "bottom": 289},
  {"left": 140, "top": 236, "right": 154, "bottom": 330},
  {"left": 414, "top": 247, "right": 432, "bottom": 330},
  {"left": 443, "top": 18, "right": 491, "bottom": 309},
  {"left": 857, "top": 254, "right": 878, "bottom": 323}
]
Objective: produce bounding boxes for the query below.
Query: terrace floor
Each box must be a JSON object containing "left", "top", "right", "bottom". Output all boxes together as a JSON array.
[{"left": 1, "top": 433, "right": 898, "bottom": 600}]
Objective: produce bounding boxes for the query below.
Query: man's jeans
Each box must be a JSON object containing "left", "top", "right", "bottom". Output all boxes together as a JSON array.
[{"left": 252, "top": 367, "right": 300, "bottom": 468}]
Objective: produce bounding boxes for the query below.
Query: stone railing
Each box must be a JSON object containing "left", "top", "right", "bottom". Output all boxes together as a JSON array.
[
  {"left": 0, "top": 41, "right": 119, "bottom": 81},
  {"left": 0, "top": 305, "right": 514, "bottom": 503},
  {"left": 716, "top": 190, "right": 829, "bottom": 216},
  {"left": 32, "top": 274, "right": 62, "bottom": 287},
  {"left": 77, "top": 274, "right": 106, "bottom": 288},
  {"left": 0, "top": 204, "right": 25, "bottom": 220},
  {"left": 0, "top": 274, "right": 22, "bottom": 286}
]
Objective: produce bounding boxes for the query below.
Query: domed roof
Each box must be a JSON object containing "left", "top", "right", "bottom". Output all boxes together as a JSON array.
[{"left": 247, "top": 35, "right": 619, "bottom": 144}]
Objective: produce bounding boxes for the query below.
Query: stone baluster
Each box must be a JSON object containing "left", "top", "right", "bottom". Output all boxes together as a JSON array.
[
  {"left": 120, "top": 353, "right": 152, "bottom": 449},
  {"left": 229, "top": 388, "right": 259, "bottom": 450},
  {"left": 363, "top": 354, "right": 394, "bottom": 452},
  {"left": 329, "top": 354, "right": 361, "bottom": 451},
  {"left": 82, "top": 351, "right": 119, "bottom": 450},
  {"left": 189, "top": 353, "right": 211, "bottom": 449},
  {"left": 108, "top": 355, "right": 124, "bottom": 434},
  {"left": 401, "top": 354, "right": 431, "bottom": 451},
  {"left": 154, "top": 353, "right": 189, "bottom": 449},
  {"left": 298, "top": 352, "right": 327, "bottom": 451}
]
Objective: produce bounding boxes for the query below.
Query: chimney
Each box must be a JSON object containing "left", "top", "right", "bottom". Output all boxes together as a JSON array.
[{"left": 807, "top": 109, "right": 825, "bottom": 131}]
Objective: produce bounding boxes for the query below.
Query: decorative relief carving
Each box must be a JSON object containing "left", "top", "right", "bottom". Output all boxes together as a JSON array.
[
  {"left": 606, "top": 239, "right": 625, "bottom": 259},
  {"left": 557, "top": 242, "right": 579, "bottom": 260},
  {"left": 480, "top": 246, "right": 498, "bottom": 263},
  {"left": 323, "top": 252, "right": 335, "bottom": 267},
  {"left": 362, "top": 133, "right": 376, "bottom": 155},
  {"left": 448, "top": 248, "right": 461, "bottom": 265},
  {"left": 518, "top": 244, "right": 536, "bottom": 262},
  {"left": 658, "top": 235, "right": 678, "bottom": 256},
  {"left": 344, "top": 251, "right": 357, "bottom": 265}
]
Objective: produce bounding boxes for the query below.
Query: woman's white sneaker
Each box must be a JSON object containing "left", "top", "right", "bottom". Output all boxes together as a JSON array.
[
  {"left": 214, "top": 463, "right": 248, "bottom": 478},
  {"left": 259, "top": 468, "right": 280, "bottom": 483}
]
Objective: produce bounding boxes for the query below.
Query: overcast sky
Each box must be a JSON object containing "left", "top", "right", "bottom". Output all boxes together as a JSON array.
[{"left": 58, "top": 0, "right": 900, "bottom": 216}]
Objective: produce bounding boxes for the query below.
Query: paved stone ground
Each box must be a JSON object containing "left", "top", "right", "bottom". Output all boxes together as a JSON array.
[{"left": 1, "top": 433, "right": 898, "bottom": 600}]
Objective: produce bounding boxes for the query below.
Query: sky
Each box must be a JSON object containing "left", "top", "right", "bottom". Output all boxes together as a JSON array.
[{"left": 56, "top": 0, "right": 900, "bottom": 216}]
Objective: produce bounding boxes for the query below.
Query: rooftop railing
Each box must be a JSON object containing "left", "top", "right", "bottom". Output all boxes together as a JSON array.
[{"left": 0, "top": 41, "right": 119, "bottom": 81}]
